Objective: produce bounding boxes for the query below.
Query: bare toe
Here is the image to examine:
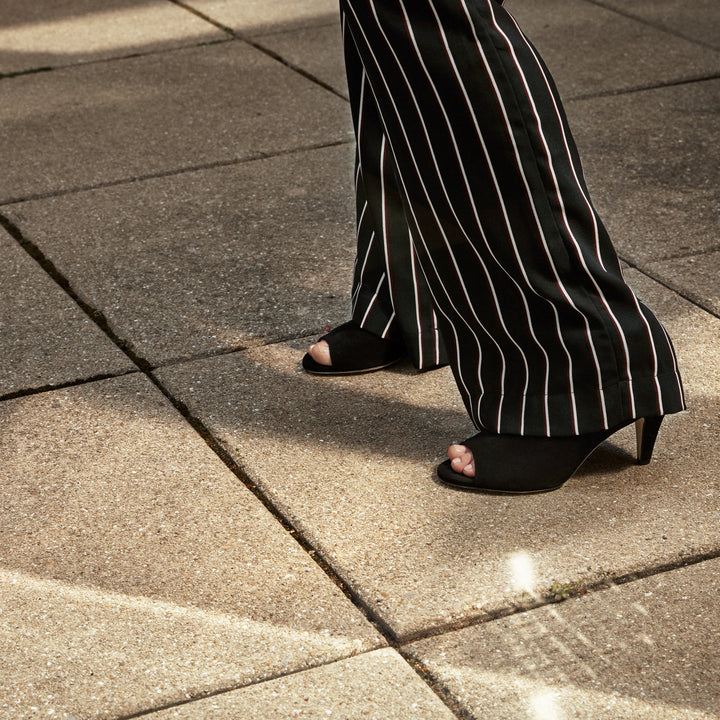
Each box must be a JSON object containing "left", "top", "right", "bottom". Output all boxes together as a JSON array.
[
  {"left": 449, "top": 445, "right": 475, "bottom": 478},
  {"left": 308, "top": 340, "right": 331, "bottom": 366},
  {"left": 448, "top": 444, "right": 467, "bottom": 460}
]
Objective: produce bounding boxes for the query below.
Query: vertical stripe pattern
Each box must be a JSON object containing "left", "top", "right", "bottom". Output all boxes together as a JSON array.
[
  {"left": 346, "top": 23, "right": 448, "bottom": 370},
  {"left": 341, "top": 0, "right": 685, "bottom": 435}
]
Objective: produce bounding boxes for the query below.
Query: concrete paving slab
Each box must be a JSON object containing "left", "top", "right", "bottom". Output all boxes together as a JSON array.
[
  {"left": 505, "top": 0, "right": 720, "bottom": 98},
  {"left": 645, "top": 249, "right": 720, "bottom": 318},
  {"left": 0, "top": 228, "right": 134, "bottom": 397},
  {"left": 255, "top": 23, "right": 348, "bottom": 98},
  {"left": 184, "top": 0, "right": 339, "bottom": 37},
  {"left": 0, "top": 373, "right": 382, "bottom": 718},
  {"left": 156, "top": 272, "right": 720, "bottom": 640},
  {"left": 0, "top": 0, "right": 225, "bottom": 75},
  {"left": 4, "top": 144, "right": 356, "bottom": 366},
  {"left": 406, "top": 557, "right": 720, "bottom": 720},
  {"left": 593, "top": 0, "right": 720, "bottom": 50},
  {"left": 146, "top": 649, "right": 457, "bottom": 719},
  {"left": 566, "top": 79, "right": 720, "bottom": 265},
  {"left": 0, "top": 40, "right": 351, "bottom": 203}
]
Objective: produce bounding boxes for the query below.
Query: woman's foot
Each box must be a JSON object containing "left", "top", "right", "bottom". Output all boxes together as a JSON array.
[
  {"left": 307, "top": 340, "right": 332, "bottom": 366},
  {"left": 302, "top": 321, "right": 404, "bottom": 375},
  {"left": 437, "top": 417, "right": 664, "bottom": 494}
]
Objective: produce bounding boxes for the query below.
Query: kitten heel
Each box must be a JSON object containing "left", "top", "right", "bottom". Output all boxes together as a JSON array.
[{"left": 635, "top": 416, "right": 664, "bottom": 465}]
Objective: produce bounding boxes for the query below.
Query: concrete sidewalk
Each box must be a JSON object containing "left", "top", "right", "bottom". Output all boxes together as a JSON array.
[{"left": 1, "top": 0, "right": 718, "bottom": 717}]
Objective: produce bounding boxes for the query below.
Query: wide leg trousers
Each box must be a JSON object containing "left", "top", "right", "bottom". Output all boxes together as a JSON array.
[{"left": 341, "top": 0, "right": 685, "bottom": 436}]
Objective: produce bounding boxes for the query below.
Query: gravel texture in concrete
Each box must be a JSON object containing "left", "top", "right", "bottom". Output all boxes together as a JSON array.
[
  {"left": 4, "top": 144, "right": 356, "bottom": 366},
  {"left": 146, "top": 649, "right": 458, "bottom": 719},
  {"left": 0, "top": 40, "right": 351, "bottom": 202},
  {"left": 156, "top": 273, "right": 719, "bottom": 640},
  {"left": 0, "top": 373, "right": 382, "bottom": 718},
  {"left": 407, "top": 557, "right": 720, "bottom": 719},
  {"left": 0, "top": 0, "right": 225, "bottom": 75},
  {"left": 0, "top": 228, "right": 134, "bottom": 396}
]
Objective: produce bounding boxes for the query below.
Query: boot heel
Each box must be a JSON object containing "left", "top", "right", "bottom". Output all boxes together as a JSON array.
[{"left": 635, "top": 416, "right": 664, "bottom": 465}]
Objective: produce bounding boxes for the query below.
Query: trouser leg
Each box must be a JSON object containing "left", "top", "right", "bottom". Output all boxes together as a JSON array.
[
  {"left": 339, "top": 0, "right": 685, "bottom": 435},
  {"left": 344, "top": 12, "right": 448, "bottom": 370}
]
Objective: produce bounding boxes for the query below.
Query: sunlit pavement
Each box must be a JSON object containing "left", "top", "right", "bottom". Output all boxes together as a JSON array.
[{"left": 1, "top": 1, "right": 719, "bottom": 718}]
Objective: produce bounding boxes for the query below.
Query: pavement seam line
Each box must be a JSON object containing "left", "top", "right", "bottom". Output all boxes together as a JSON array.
[
  {"left": 167, "top": 0, "right": 349, "bottom": 101},
  {"left": 402, "top": 654, "right": 477, "bottom": 720},
  {"left": 0, "top": 212, "right": 155, "bottom": 376},
  {"left": 390, "top": 546, "right": 720, "bottom": 646},
  {"left": 621, "top": 254, "right": 720, "bottom": 322},
  {"left": 0, "top": 371, "right": 140, "bottom": 403},
  {"left": 0, "top": 139, "right": 353, "bottom": 207},
  {"left": 146, "top": 370, "right": 402, "bottom": 644},
  {"left": 110, "top": 649, "right": 397, "bottom": 720},
  {"left": 582, "top": 0, "right": 720, "bottom": 51},
  {"left": 240, "top": 36, "right": 349, "bottom": 101},
  {"left": 113, "top": 650, "right": 468, "bottom": 720},
  {"left": 0, "top": 38, "right": 233, "bottom": 81},
  {"left": 567, "top": 71, "right": 720, "bottom": 101}
]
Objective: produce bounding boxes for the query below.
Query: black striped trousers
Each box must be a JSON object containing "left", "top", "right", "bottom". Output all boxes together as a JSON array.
[{"left": 342, "top": 0, "right": 685, "bottom": 436}]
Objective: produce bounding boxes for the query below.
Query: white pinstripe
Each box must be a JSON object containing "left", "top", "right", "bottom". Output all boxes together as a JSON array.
[
  {"left": 432, "top": 309, "right": 441, "bottom": 367},
  {"left": 378, "top": 136, "right": 396, "bottom": 338},
  {"left": 408, "top": 232, "right": 426, "bottom": 368},
  {"left": 360, "top": 271, "right": 388, "bottom": 327}
]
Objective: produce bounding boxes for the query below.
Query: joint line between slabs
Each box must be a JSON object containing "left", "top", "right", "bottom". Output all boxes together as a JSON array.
[
  {"left": 111, "top": 649, "right": 390, "bottom": 720},
  {"left": 402, "top": 654, "right": 475, "bottom": 720},
  {"left": 0, "top": 370, "right": 140, "bottom": 403},
  {"left": 582, "top": 0, "right": 720, "bottom": 52},
  {"left": 147, "top": 370, "right": 402, "bottom": 646},
  {"left": 242, "top": 37, "right": 349, "bottom": 102},
  {"left": 167, "top": 0, "right": 349, "bottom": 101},
  {"left": 568, "top": 72, "right": 720, "bottom": 102},
  {"left": 621, "top": 254, "right": 720, "bottom": 322},
  {"left": 0, "top": 213, "right": 153, "bottom": 375},
  {"left": 394, "top": 546, "right": 720, "bottom": 647},
  {"left": 0, "top": 139, "right": 353, "bottom": 207},
  {"left": 0, "top": 39, "right": 233, "bottom": 81}
]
